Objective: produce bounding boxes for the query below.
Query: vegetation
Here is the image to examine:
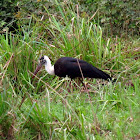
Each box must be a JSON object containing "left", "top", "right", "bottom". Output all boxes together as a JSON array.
[
  {"left": 0, "top": 0, "right": 140, "bottom": 139},
  {"left": 76, "top": 0, "right": 140, "bottom": 36},
  {"left": 0, "top": 0, "right": 18, "bottom": 33},
  {"left": 1, "top": 0, "right": 139, "bottom": 35}
]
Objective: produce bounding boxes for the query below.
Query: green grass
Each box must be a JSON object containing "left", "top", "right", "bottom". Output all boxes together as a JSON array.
[{"left": 0, "top": 1, "right": 140, "bottom": 139}]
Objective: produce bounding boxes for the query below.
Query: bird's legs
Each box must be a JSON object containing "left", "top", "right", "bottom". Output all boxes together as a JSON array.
[
  {"left": 78, "top": 78, "right": 86, "bottom": 89},
  {"left": 78, "top": 78, "right": 93, "bottom": 92}
]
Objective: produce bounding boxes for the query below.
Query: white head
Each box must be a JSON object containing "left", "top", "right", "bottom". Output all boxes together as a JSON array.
[
  {"left": 41, "top": 55, "right": 55, "bottom": 75},
  {"left": 33, "top": 55, "right": 55, "bottom": 78},
  {"left": 40, "top": 56, "right": 51, "bottom": 65}
]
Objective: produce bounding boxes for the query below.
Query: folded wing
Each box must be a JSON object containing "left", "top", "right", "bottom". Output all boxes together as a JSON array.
[{"left": 55, "top": 57, "right": 111, "bottom": 80}]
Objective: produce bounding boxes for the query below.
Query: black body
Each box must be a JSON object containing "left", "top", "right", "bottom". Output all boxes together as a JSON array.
[{"left": 54, "top": 57, "right": 112, "bottom": 80}]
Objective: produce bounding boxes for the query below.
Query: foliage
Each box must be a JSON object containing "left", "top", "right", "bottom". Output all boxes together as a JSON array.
[
  {"left": 1, "top": 0, "right": 139, "bottom": 36},
  {"left": 0, "top": 0, "right": 19, "bottom": 33},
  {"left": 0, "top": 0, "right": 140, "bottom": 139},
  {"left": 75, "top": 0, "right": 140, "bottom": 36}
]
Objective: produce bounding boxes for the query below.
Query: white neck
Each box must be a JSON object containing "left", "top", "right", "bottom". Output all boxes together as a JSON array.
[{"left": 44, "top": 56, "right": 55, "bottom": 75}]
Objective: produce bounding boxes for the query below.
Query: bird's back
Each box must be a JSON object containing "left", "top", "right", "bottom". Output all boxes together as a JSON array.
[
  {"left": 54, "top": 57, "right": 112, "bottom": 80},
  {"left": 54, "top": 57, "right": 75, "bottom": 77}
]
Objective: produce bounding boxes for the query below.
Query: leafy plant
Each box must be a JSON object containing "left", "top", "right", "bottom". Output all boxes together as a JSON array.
[{"left": 0, "top": 0, "right": 19, "bottom": 32}]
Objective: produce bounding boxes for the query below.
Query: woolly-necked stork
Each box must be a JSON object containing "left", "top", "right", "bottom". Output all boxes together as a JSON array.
[{"left": 33, "top": 56, "right": 113, "bottom": 81}]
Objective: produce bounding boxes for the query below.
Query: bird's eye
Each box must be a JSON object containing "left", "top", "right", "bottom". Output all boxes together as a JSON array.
[
  {"left": 40, "top": 56, "right": 44, "bottom": 60},
  {"left": 40, "top": 59, "right": 46, "bottom": 65}
]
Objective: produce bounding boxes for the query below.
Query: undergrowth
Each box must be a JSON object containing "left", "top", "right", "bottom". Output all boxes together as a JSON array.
[{"left": 0, "top": 1, "right": 140, "bottom": 139}]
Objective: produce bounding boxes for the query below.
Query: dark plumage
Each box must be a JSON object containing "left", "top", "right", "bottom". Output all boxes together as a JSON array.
[
  {"left": 54, "top": 57, "right": 112, "bottom": 80},
  {"left": 33, "top": 56, "right": 113, "bottom": 81}
]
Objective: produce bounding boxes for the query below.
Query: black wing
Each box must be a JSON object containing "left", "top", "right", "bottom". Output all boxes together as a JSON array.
[{"left": 54, "top": 57, "right": 111, "bottom": 80}]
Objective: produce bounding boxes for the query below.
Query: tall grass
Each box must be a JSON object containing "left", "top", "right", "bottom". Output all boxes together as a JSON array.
[{"left": 0, "top": 1, "right": 140, "bottom": 139}]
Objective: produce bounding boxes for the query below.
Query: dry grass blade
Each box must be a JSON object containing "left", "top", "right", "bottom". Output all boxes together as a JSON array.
[{"left": 0, "top": 53, "right": 14, "bottom": 85}]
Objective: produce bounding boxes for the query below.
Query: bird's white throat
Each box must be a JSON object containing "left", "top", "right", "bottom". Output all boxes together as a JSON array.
[{"left": 44, "top": 56, "right": 55, "bottom": 75}]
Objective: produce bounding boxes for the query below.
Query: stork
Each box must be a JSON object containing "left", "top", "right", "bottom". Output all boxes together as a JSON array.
[{"left": 33, "top": 56, "right": 113, "bottom": 82}]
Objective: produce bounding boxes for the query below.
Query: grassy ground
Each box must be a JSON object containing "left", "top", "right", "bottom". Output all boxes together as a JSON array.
[{"left": 0, "top": 1, "right": 140, "bottom": 140}]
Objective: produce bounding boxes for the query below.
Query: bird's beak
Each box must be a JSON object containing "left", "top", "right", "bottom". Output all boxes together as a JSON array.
[{"left": 32, "top": 62, "right": 43, "bottom": 79}]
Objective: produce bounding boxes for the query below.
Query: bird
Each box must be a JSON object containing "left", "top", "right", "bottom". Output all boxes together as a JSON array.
[{"left": 32, "top": 55, "right": 113, "bottom": 81}]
